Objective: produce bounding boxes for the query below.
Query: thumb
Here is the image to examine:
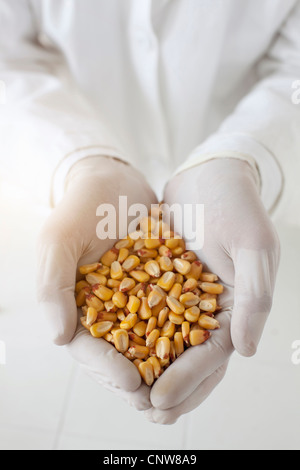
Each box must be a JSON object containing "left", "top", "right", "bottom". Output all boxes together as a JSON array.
[
  {"left": 231, "top": 246, "right": 280, "bottom": 357},
  {"left": 37, "top": 234, "right": 79, "bottom": 346}
]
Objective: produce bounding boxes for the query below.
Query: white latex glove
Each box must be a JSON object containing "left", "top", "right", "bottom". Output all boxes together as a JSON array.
[
  {"left": 37, "top": 156, "right": 157, "bottom": 411},
  {"left": 145, "top": 158, "right": 280, "bottom": 424}
]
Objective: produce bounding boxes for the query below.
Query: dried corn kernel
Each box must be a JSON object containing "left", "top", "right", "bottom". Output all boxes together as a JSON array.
[
  {"left": 138, "top": 361, "right": 154, "bottom": 386},
  {"left": 156, "top": 337, "right": 170, "bottom": 360},
  {"left": 128, "top": 332, "right": 146, "bottom": 346},
  {"left": 179, "top": 292, "right": 200, "bottom": 307},
  {"left": 112, "top": 291, "right": 128, "bottom": 309},
  {"left": 133, "top": 320, "right": 147, "bottom": 337},
  {"left": 184, "top": 306, "right": 200, "bottom": 323},
  {"left": 86, "top": 272, "right": 107, "bottom": 286},
  {"left": 100, "top": 248, "right": 119, "bottom": 267},
  {"left": 166, "top": 296, "right": 185, "bottom": 315},
  {"left": 90, "top": 321, "right": 114, "bottom": 338},
  {"left": 199, "top": 282, "right": 224, "bottom": 295},
  {"left": 160, "top": 320, "right": 176, "bottom": 338},
  {"left": 157, "top": 272, "right": 176, "bottom": 291},
  {"left": 174, "top": 332, "right": 184, "bottom": 357},
  {"left": 157, "top": 307, "right": 170, "bottom": 328},
  {"left": 147, "top": 357, "right": 162, "bottom": 379},
  {"left": 119, "top": 277, "right": 136, "bottom": 293},
  {"left": 146, "top": 329, "right": 160, "bottom": 348},
  {"left": 86, "top": 307, "right": 98, "bottom": 326},
  {"left": 75, "top": 280, "right": 90, "bottom": 293},
  {"left": 79, "top": 263, "right": 101, "bottom": 275},
  {"left": 130, "top": 270, "right": 150, "bottom": 283},
  {"left": 118, "top": 248, "right": 130, "bottom": 264},
  {"left": 198, "top": 314, "right": 220, "bottom": 330},
  {"left": 128, "top": 343, "right": 149, "bottom": 359},
  {"left": 92, "top": 284, "right": 114, "bottom": 301},
  {"left": 114, "top": 329, "right": 129, "bottom": 353},
  {"left": 144, "top": 260, "right": 161, "bottom": 278},
  {"left": 173, "top": 258, "right": 191, "bottom": 275},
  {"left": 110, "top": 261, "right": 123, "bottom": 280},
  {"left": 120, "top": 313, "right": 138, "bottom": 330},
  {"left": 189, "top": 325, "right": 211, "bottom": 346},
  {"left": 169, "top": 311, "right": 185, "bottom": 325},
  {"left": 181, "top": 321, "right": 190, "bottom": 346}
]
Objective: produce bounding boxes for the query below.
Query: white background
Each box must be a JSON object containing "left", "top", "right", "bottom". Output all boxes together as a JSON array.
[{"left": 0, "top": 179, "right": 299, "bottom": 451}]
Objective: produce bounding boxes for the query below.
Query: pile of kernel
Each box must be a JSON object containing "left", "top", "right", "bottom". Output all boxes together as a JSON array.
[{"left": 75, "top": 210, "right": 223, "bottom": 386}]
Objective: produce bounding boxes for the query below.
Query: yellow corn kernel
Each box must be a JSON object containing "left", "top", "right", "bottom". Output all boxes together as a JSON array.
[
  {"left": 112, "top": 291, "right": 128, "bottom": 309},
  {"left": 147, "top": 289, "right": 163, "bottom": 308},
  {"left": 181, "top": 251, "right": 197, "bottom": 262},
  {"left": 159, "top": 357, "right": 170, "bottom": 369},
  {"left": 160, "top": 320, "right": 176, "bottom": 339},
  {"left": 184, "top": 306, "right": 201, "bottom": 323},
  {"left": 138, "top": 297, "right": 152, "bottom": 320},
  {"left": 80, "top": 316, "right": 90, "bottom": 330},
  {"left": 145, "top": 316, "right": 157, "bottom": 337},
  {"left": 166, "top": 296, "right": 185, "bottom": 315},
  {"left": 199, "top": 298, "right": 217, "bottom": 313},
  {"left": 137, "top": 248, "right": 158, "bottom": 259},
  {"left": 174, "top": 273, "right": 184, "bottom": 285},
  {"left": 157, "top": 307, "right": 170, "bottom": 328},
  {"left": 120, "top": 313, "right": 138, "bottom": 330},
  {"left": 119, "top": 277, "right": 136, "bottom": 293},
  {"left": 146, "top": 329, "right": 160, "bottom": 348},
  {"left": 169, "top": 340, "right": 176, "bottom": 362},
  {"left": 100, "top": 248, "right": 119, "bottom": 267},
  {"left": 85, "top": 272, "right": 107, "bottom": 286},
  {"left": 115, "top": 237, "right": 134, "bottom": 250},
  {"left": 110, "top": 261, "right": 123, "bottom": 280},
  {"left": 113, "top": 329, "right": 129, "bottom": 353},
  {"left": 185, "top": 261, "right": 203, "bottom": 280},
  {"left": 168, "top": 283, "right": 183, "bottom": 300},
  {"left": 144, "top": 260, "right": 161, "bottom": 278},
  {"left": 117, "top": 247, "right": 129, "bottom": 264},
  {"left": 96, "top": 264, "right": 110, "bottom": 276},
  {"left": 103, "top": 332, "right": 114, "bottom": 343},
  {"left": 172, "top": 246, "right": 185, "bottom": 256},
  {"left": 127, "top": 295, "right": 141, "bottom": 314},
  {"left": 147, "top": 357, "right": 162, "bottom": 379},
  {"left": 124, "top": 350, "right": 134, "bottom": 360},
  {"left": 104, "top": 300, "right": 117, "bottom": 313},
  {"left": 79, "top": 262, "right": 101, "bottom": 275},
  {"left": 85, "top": 293, "right": 104, "bottom": 311},
  {"left": 133, "top": 239, "right": 145, "bottom": 252},
  {"left": 128, "top": 342, "right": 150, "bottom": 359},
  {"left": 159, "top": 256, "right": 174, "bottom": 272},
  {"left": 181, "top": 321, "right": 190, "bottom": 346},
  {"left": 117, "top": 309, "right": 126, "bottom": 321},
  {"left": 92, "top": 284, "right": 114, "bottom": 301},
  {"left": 174, "top": 332, "right": 184, "bottom": 357},
  {"left": 173, "top": 258, "right": 191, "bottom": 276},
  {"left": 86, "top": 307, "right": 98, "bottom": 326},
  {"left": 97, "top": 311, "right": 118, "bottom": 322},
  {"left": 199, "top": 292, "right": 217, "bottom": 301},
  {"left": 122, "top": 255, "right": 140, "bottom": 272},
  {"left": 199, "top": 282, "right": 224, "bottom": 295},
  {"left": 133, "top": 320, "right": 147, "bottom": 337},
  {"left": 105, "top": 279, "right": 119, "bottom": 289},
  {"left": 90, "top": 321, "right": 114, "bottom": 338},
  {"left": 189, "top": 324, "right": 211, "bottom": 346},
  {"left": 75, "top": 280, "right": 90, "bottom": 293},
  {"left": 76, "top": 288, "right": 87, "bottom": 307},
  {"left": 128, "top": 332, "right": 146, "bottom": 346},
  {"left": 198, "top": 314, "right": 220, "bottom": 330},
  {"left": 199, "top": 272, "right": 218, "bottom": 283},
  {"left": 158, "top": 245, "right": 173, "bottom": 258},
  {"left": 165, "top": 237, "right": 180, "bottom": 250},
  {"left": 138, "top": 361, "right": 154, "bottom": 386},
  {"left": 130, "top": 270, "right": 150, "bottom": 283},
  {"left": 157, "top": 272, "right": 176, "bottom": 291},
  {"left": 169, "top": 311, "right": 185, "bottom": 325},
  {"left": 137, "top": 284, "right": 147, "bottom": 299},
  {"left": 179, "top": 292, "right": 200, "bottom": 308},
  {"left": 144, "top": 238, "right": 162, "bottom": 250},
  {"left": 81, "top": 305, "right": 88, "bottom": 315},
  {"left": 133, "top": 358, "right": 143, "bottom": 369},
  {"left": 155, "top": 337, "right": 170, "bottom": 360},
  {"left": 154, "top": 220, "right": 171, "bottom": 238},
  {"left": 182, "top": 278, "right": 198, "bottom": 293}
]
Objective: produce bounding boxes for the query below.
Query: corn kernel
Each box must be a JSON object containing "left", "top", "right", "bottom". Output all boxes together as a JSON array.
[
  {"left": 147, "top": 289, "right": 163, "bottom": 308},
  {"left": 156, "top": 337, "right": 170, "bottom": 360},
  {"left": 181, "top": 251, "right": 197, "bottom": 262},
  {"left": 138, "top": 361, "right": 154, "bottom": 386},
  {"left": 144, "top": 260, "right": 161, "bottom": 278},
  {"left": 173, "top": 258, "right": 191, "bottom": 275},
  {"left": 174, "top": 332, "right": 184, "bottom": 357},
  {"left": 158, "top": 245, "right": 173, "bottom": 258},
  {"left": 75, "top": 280, "right": 90, "bottom": 293},
  {"left": 159, "top": 256, "right": 174, "bottom": 272},
  {"left": 198, "top": 314, "right": 220, "bottom": 330},
  {"left": 114, "top": 329, "right": 129, "bottom": 353},
  {"left": 169, "top": 282, "right": 183, "bottom": 300},
  {"left": 86, "top": 307, "right": 98, "bottom": 326},
  {"left": 130, "top": 270, "right": 151, "bottom": 283},
  {"left": 145, "top": 316, "right": 157, "bottom": 337},
  {"left": 76, "top": 288, "right": 87, "bottom": 307},
  {"left": 157, "top": 307, "right": 170, "bottom": 328},
  {"left": 127, "top": 295, "right": 141, "bottom": 314},
  {"left": 146, "top": 329, "right": 160, "bottom": 348},
  {"left": 184, "top": 306, "right": 201, "bottom": 323},
  {"left": 181, "top": 321, "right": 190, "bottom": 346},
  {"left": 90, "top": 321, "right": 114, "bottom": 338},
  {"left": 119, "top": 277, "right": 136, "bottom": 293},
  {"left": 120, "top": 313, "right": 138, "bottom": 330},
  {"left": 189, "top": 324, "right": 211, "bottom": 346},
  {"left": 107, "top": 279, "right": 121, "bottom": 289},
  {"left": 79, "top": 262, "right": 101, "bottom": 275},
  {"left": 110, "top": 261, "right": 123, "bottom": 280},
  {"left": 104, "top": 300, "right": 117, "bottom": 313},
  {"left": 128, "top": 342, "right": 150, "bottom": 359},
  {"left": 157, "top": 272, "right": 176, "bottom": 291},
  {"left": 85, "top": 272, "right": 107, "bottom": 286},
  {"left": 122, "top": 255, "right": 140, "bottom": 272},
  {"left": 128, "top": 332, "right": 146, "bottom": 346},
  {"left": 92, "top": 284, "right": 114, "bottom": 301},
  {"left": 133, "top": 320, "right": 147, "bottom": 337},
  {"left": 185, "top": 261, "right": 203, "bottom": 280},
  {"left": 112, "top": 291, "right": 128, "bottom": 309},
  {"left": 138, "top": 297, "right": 152, "bottom": 320},
  {"left": 147, "top": 357, "right": 162, "bottom": 379},
  {"left": 199, "top": 282, "right": 224, "bottom": 295},
  {"left": 169, "top": 311, "right": 185, "bottom": 325},
  {"left": 199, "top": 298, "right": 217, "bottom": 313},
  {"left": 80, "top": 316, "right": 90, "bottom": 330},
  {"left": 166, "top": 296, "right": 185, "bottom": 315},
  {"left": 179, "top": 292, "right": 200, "bottom": 307},
  {"left": 118, "top": 247, "right": 129, "bottom": 264},
  {"left": 144, "top": 238, "right": 162, "bottom": 250},
  {"left": 100, "top": 248, "right": 119, "bottom": 267},
  {"left": 97, "top": 311, "right": 118, "bottom": 322},
  {"left": 137, "top": 249, "right": 158, "bottom": 259},
  {"left": 85, "top": 293, "right": 104, "bottom": 311},
  {"left": 182, "top": 278, "right": 198, "bottom": 293},
  {"left": 160, "top": 320, "right": 176, "bottom": 338}
]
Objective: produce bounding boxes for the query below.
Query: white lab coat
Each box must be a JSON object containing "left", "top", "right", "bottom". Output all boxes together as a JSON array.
[{"left": 0, "top": 0, "right": 300, "bottom": 225}]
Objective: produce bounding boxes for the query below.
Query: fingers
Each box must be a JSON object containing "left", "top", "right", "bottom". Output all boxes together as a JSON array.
[
  {"left": 145, "top": 362, "right": 228, "bottom": 425},
  {"left": 67, "top": 323, "right": 142, "bottom": 392},
  {"left": 150, "top": 310, "right": 233, "bottom": 410},
  {"left": 37, "top": 238, "right": 79, "bottom": 345},
  {"left": 231, "top": 246, "right": 280, "bottom": 357}
]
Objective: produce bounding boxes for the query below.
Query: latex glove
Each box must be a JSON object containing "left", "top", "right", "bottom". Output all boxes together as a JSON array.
[
  {"left": 37, "top": 156, "right": 157, "bottom": 411},
  {"left": 145, "top": 158, "right": 280, "bottom": 424}
]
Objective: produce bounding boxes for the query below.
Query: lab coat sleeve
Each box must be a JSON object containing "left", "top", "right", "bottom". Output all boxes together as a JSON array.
[
  {"left": 0, "top": 0, "right": 128, "bottom": 207},
  {"left": 175, "top": 0, "right": 300, "bottom": 213}
]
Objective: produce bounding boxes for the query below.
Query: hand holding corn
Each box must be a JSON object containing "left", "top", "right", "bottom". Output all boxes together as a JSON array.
[
  {"left": 37, "top": 156, "right": 159, "bottom": 411},
  {"left": 145, "top": 158, "right": 280, "bottom": 424}
]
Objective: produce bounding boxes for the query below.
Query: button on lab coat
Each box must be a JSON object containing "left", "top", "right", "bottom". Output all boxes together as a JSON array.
[{"left": 0, "top": 0, "right": 300, "bottom": 225}]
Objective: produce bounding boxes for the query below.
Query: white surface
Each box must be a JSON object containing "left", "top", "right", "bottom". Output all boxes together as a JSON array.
[{"left": 0, "top": 182, "right": 299, "bottom": 450}]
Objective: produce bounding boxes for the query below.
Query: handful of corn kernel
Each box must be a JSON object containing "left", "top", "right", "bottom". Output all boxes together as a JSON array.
[{"left": 75, "top": 208, "right": 223, "bottom": 386}]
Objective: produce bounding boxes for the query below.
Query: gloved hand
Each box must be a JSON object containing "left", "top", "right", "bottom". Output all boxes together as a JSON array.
[
  {"left": 37, "top": 156, "right": 157, "bottom": 411},
  {"left": 145, "top": 158, "right": 280, "bottom": 424}
]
